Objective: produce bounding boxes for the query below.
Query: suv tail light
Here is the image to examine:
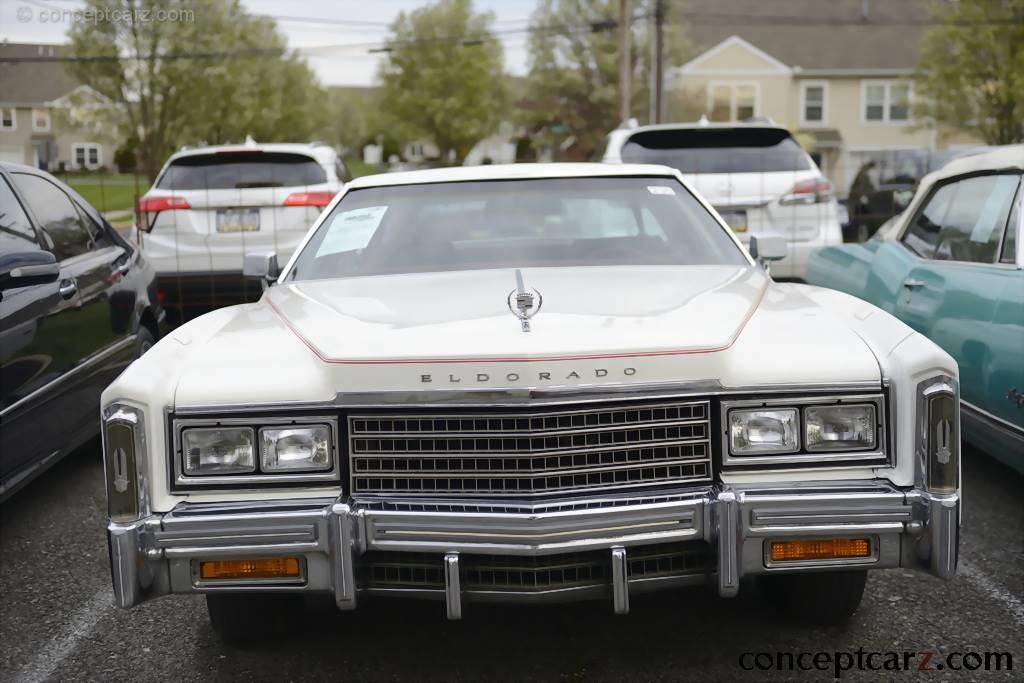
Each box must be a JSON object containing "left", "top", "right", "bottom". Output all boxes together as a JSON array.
[
  {"left": 780, "top": 177, "right": 833, "bottom": 205},
  {"left": 283, "top": 191, "right": 335, "bottom": 208},
  {"left": 136, "top": 195, "right": 190, "bottom": 231}
]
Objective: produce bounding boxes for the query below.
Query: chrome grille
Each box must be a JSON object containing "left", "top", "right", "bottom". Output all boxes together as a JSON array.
[
  {"left": 359, "top": 543, "right": 715, "bottom": 592},
  {"left": 349, "top": 400, "right": 712, "bottom": 496}
]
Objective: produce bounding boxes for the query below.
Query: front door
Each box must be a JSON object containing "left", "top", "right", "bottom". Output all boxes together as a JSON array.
[
  {"left": 10, "top": 171, "right": 131, "bottom": 446},
  {"left": 891, "top": 171, "right": 1023, "bottom": 460},
  {"left": 0, "top": 173, "right": 67, "bottom": 486}
]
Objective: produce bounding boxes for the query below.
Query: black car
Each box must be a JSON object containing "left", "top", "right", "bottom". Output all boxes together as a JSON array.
[
  {"left": 0, "top": 162, "right": 164, "bottom": 500},
  {"left": 845, "top": 147, "right": 989, "bottom": 242}
]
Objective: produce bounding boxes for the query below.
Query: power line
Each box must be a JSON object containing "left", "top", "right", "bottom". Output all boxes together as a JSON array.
[{"left": 0, "top": 14, "right": 647, "bottom": 62}]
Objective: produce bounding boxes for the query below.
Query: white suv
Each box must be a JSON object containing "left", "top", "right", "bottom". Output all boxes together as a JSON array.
[
  {"left": 136, "top": 142, "right": 348, "bottom": 323},
  {"left": 601, "top": 122, "right": 842, "bottom": 279}
]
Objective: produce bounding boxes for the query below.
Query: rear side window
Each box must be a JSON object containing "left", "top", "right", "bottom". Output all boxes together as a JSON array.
[
  {"left": 156, "top": 152, "right": 327, "bottom": 190},
  {"left": 620, "top": 128, "right": 811, "bottom": 173}
]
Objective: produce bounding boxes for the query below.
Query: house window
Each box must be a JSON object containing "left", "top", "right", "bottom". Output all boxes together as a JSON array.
[
  {"left": 32, "top": 109, "right": 51, "bottom": 132},
  {"left": 863, "top": 81, "right": 911, "bottom": 124},
  {"left": 1, "top": 108, "right": 15, "bottom": 131},
  {"left": 71, "top": 142, "right": 102, "bottom": 170},
  {"left": 800, "top": 82, "right": 828, "bottom": 125},
  {"left": 707, "top": 82, "right": 760, "bottom": 122}
]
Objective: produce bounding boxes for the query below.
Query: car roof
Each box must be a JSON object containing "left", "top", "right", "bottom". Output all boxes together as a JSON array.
[
  {"left": 345, "top": 162, "right": 679, "bottom": 189},
  {"left": 167, "top": 142, "right": 335, "bottom": 164},
  {"left": 0, "top": 160, "right": 48, "bottom": 173},
  {"left": 622, "top": 122, "right": 790, "bottom": 134},
  {"left": 923, "top": 144, "right": 1024, "bottom": 183}
]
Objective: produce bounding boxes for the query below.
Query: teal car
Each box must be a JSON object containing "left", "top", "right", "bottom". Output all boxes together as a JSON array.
[{"left": 807, "top": 146, "right": 1024, "bottom": 472}]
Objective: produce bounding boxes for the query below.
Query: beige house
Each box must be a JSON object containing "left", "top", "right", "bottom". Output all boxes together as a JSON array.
[
  {"left": 665, "top": 0, "right": 980, "bottom": 195},
  {"left": 0, "top": 43, "right": 121, "bottom": 172}
]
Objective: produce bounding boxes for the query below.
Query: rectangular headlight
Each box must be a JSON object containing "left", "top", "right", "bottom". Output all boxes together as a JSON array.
[
  {"left": 729, "top": 408, "right": 799, "bottom": 455},
  {"left": 182, "top": 427, "right": 255, "bottom": 475},
  {"left": 804, "top": 404, "right": 876, "bottom": 452},
  {"left": 260, "top": 425, "right": 332, "bottom": 472}
]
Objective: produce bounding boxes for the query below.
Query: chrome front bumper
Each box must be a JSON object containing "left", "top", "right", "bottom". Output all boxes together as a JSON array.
[{"left": 108, "top": 482, "right": 959, "bottom": 617}]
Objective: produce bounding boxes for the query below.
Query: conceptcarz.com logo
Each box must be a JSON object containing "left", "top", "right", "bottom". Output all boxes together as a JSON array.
[{"left": 739, "top": 649, "right": 1013, "bottom": 678}]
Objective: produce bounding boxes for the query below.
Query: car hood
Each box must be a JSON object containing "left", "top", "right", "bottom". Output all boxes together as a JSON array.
[
  {"left": 161, "top": 265, "right": 884, "bottom": 407},
  {"left": 266, "top": 266, "right": 765, "bottom": 362}
]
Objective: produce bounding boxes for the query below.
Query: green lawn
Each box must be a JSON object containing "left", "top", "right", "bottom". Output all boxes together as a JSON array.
[
  {"left": 59, "top": 174, "right": 147, "bottom": 214},
  {"left": 345, "top": 159, "right": 383, "bottom": 179}
]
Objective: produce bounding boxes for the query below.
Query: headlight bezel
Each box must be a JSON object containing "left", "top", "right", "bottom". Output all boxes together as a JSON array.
[
  {"left": 721, "top": 393, "right": 889, "bottom": 468},
  {"left": 171, "top": 414, "right": 340, "bottom": 489}
]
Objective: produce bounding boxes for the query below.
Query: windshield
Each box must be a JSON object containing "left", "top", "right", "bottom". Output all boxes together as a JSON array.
[
  {"left": 620, "top": 128, "right": 811, "bottom": 174},
  {"left": 287, "top": 177, "right": 747, "bottom": 281},
  {"left": 156, "top": 151, "right": 326, "bottom": 190}
]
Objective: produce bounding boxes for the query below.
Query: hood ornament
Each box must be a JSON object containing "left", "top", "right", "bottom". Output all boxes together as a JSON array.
[{"left": 507, "top": 269, "right": 542, "bottom": 333}]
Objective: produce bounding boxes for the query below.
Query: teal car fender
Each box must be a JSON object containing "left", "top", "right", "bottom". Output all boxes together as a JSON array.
[{"left": 806, "top": 237, "right": 1024, "bottom": 472}]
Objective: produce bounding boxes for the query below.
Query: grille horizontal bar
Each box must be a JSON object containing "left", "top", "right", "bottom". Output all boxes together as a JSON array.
[{"left": 349, "top": 400, "right": 712, "bottom": 496}]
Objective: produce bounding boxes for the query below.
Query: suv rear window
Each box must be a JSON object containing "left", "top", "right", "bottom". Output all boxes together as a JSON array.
[
  {"left": 155, "top": 152, "right": 327, "bottom": 190},
  {"left": 620, "top": 128, "right": 811, "bottom": 173}
]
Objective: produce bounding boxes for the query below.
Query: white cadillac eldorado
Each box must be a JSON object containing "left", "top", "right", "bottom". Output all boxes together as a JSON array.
[{"left": 102, "top": 163, "right": 961, "bottom": 643}]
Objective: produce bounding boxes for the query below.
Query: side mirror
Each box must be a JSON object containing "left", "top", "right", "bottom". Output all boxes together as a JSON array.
[
  {"left": 0, "top": 251, "right": 59, "bottom": 291},
  {"left": 243, "top": 251, "right": 280, "bottom": 289},
  {"left": 749, "top": 234, "right": 788, "bottom": 265}
]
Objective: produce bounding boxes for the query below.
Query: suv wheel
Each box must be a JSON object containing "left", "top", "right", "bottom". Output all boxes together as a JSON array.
[
  {"left": 760, "top": 570, "right": 868, "bottom": 625},
  {"left": 206, "top": 594, "right": 304, "bottom": 645}
]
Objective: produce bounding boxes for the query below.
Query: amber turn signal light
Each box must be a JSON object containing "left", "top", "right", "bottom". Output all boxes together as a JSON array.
[
  {"left": 199, "top": 557, "right": 302, "bottom": 581},
  {"left": 769, "top": 538, "right": 871, "bottom": 563}
]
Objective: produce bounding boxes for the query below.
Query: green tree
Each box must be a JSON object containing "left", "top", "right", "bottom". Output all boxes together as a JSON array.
[
  {"left": 915, "top": 0, "right": 1024, "bottom": 145},
  {"left": 520, "top": 0, "right": 691, "bottom": 159},
  {"left": 320, "top": 87, "right": 374, "bottom": 154},
  {"left": 378, "top": 0, "right": 505, "bottom": 161},
  {"left": 65, "top": 0, "right": 326, "bottom": 180}
]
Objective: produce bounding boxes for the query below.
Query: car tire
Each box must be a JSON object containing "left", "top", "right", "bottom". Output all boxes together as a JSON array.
[
  {"left": 135, "top": 326, "right": 155, "bottom": 358},
  {"left": 206, "top": 594, "right": 304, "bottom": 645},
  {"left": 760, "top": 570, "right": 868, "bottom": 625}
]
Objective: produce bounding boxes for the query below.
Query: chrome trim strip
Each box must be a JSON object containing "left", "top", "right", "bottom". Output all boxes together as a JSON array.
[
  {"left": 961, "top": 399, "right": 1024, "bottom": 434},
  {"left": 169, "top": 380, "right": 883, "bottom": 414},
  {"left": 1, "top": 335, "right": 136, "bottom": 419}
]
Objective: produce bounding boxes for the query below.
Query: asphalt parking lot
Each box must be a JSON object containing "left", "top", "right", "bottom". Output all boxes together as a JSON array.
[{"left": 1, "top": 444, "right": 1020, "bottom": 683}]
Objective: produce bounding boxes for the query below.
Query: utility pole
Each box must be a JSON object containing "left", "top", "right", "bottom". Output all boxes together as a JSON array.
[
  {"left": 618, "top": 0, "right": 631, "bottom": 124},
  {"left": 654, "top": 0, "right": 665, "bottom": 123},
  {"left": 648, "top": 7, "right": 657, "bottom": 124}
]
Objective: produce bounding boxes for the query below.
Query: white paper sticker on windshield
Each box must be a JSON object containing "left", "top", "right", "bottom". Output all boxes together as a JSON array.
[
  {"left": 647, "top": 186, "right": 675, "bottom": 195},
  {"left": 316, "top": 206, "right": 388, "bottom": 257}
]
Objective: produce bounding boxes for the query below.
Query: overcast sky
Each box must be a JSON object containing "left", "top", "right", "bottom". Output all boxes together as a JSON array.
[{"left": 0, "top": 0, "right": 538, "bottom": 86}]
